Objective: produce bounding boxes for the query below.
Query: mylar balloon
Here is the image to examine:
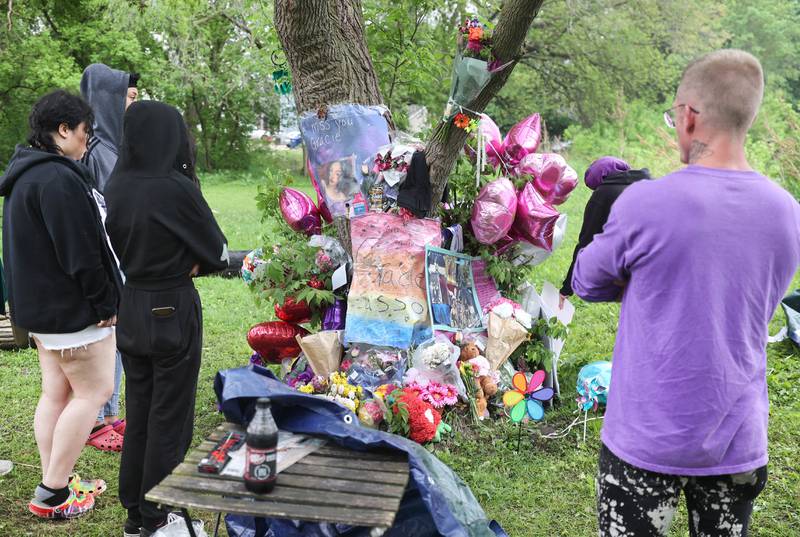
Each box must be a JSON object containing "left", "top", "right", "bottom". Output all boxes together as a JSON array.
[
  {"left": 502, "top": 113, "right": 541, "bottom": 165},
  {"left": 471, "top": 177, "right": 518, "bottom": 245},
  {"left": 247, "top": 321, "right": 310, "bottom": 364},
  {"left": 512, "top": 214, "right": 568, "bottom": 266},
  {"left": 280, "top": 187, "right": 322, "bottom": 236},
  {"left": 577, "top": 360, "right": 612, "bottom": 411},
  {"left": 307, "top": 159, "right": 333, "bottom": 223},
  {"left": 464, "top": 114, "right": 504, "bottom": 167},
  {"left": 508, "top": 182, "right": 560, "bottom": 251},
  {"left": 518, "top": 153, "right": 578, "bottom": 206},
  {"left": 274, "top": 296, "right": 312, "bottom": 324}
]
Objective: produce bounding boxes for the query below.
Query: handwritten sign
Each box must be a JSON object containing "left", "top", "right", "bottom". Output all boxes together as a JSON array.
[
  {"left": 344, "top": 213, "right": 442, "bottom": 348},
  {"left": 300, "top": 104, "right": 390, "bottom": 217}
]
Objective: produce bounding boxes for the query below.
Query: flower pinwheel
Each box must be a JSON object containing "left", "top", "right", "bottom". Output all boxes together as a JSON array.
[{"left": 502, "top": 371, "right": 554, "bottom": 423}]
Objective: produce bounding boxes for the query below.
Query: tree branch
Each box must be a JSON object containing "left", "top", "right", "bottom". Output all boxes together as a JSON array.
[
  {"left": 219, "top": 12, "right": 265, "bottom": 49},
  {"left": 40, "top": 8, "right": 60, "bottom": 37},
  {"left": 6, "top": 0, "right": 12, "bottom": 32}
]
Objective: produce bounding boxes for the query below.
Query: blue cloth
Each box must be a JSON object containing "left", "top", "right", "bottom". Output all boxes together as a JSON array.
[
  {"left": 98, "top": 349, "right": 123, "bottom": 420},
  {"left": 215, "top": 366, "right": 498, "bottom": 537}
]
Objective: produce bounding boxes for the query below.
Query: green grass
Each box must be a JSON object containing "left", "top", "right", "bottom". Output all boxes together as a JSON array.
[{"left": 0, "top": 148, "right": 797, "bottom": 536}]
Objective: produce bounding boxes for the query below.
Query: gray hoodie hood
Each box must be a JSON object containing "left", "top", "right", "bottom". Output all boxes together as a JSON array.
[
  {"left": 80, "top": 63, "right": 130, "bottom": 191},
  {"left": 81, "top": 63, "right": 128, "bottom": 148}
]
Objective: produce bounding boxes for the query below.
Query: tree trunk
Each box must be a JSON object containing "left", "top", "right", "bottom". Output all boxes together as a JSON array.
[
  {"left": 275, "top": 0, "right": 383, "bottom": 112},
  {"left": 275, "top": 0, "right": 543, "bottom": 226},
  {"left": 426, "top": 0, "right": 545, "bottom": 209}
]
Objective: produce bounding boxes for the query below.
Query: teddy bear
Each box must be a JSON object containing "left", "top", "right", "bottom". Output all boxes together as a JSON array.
[{"left": 459, "top": 343, "right": 498, "bottom": 419}]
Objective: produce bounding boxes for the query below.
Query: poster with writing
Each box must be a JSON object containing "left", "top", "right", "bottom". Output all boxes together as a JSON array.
[
  {"left": 300, "top": 104, "right": 390, "bottom": 217},
  {"left": 344, "top": 213, "right": 442, "bottom": 348},
  {"left": 425, "top": 246, "right": 484, "bottom": 333}
]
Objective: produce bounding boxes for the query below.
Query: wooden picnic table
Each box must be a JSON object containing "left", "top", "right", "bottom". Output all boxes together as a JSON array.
[{"left": 146, "top": 422, "right": 410, "bottom": 537}]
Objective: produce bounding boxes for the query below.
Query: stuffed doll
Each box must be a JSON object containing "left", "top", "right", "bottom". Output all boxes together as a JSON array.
[{"left": 459, "top": 343, "right": 499, "bottom": 419}]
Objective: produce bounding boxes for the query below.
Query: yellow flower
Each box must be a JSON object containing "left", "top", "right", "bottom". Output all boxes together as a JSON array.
[{"left": 298, "top": 384, "right": 314, "bottom": 394}]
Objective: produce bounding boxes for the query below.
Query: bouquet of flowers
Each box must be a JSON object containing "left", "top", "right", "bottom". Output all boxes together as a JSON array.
[{"left": 458, "top": 18, "right": 493, "bottom": 61}]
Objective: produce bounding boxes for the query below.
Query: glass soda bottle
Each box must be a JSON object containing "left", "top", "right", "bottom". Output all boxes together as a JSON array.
[{"left": 244, "top": 397, "right": 278, "bottom": 493}]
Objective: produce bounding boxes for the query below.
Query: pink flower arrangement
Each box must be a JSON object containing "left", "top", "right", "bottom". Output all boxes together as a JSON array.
[{"left": 419, "top": 382, "right": 459, "bottom": 409}]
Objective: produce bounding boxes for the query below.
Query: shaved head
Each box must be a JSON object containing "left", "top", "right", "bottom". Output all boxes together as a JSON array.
[{"left": 677, "top": 49, "right": 764, "bottom": 134}]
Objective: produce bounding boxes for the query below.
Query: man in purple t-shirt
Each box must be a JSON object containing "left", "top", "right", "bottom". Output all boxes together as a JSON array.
[{"left": 573, "top": 49, "right": 800, "bottom": 536}]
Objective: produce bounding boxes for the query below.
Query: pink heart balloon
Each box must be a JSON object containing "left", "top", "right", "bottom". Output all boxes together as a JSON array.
[
  {"left": 508, "top": 182, "right": 560, "bottom": 251},
  {"left": 279, "top": 187, "right": 322, "bottom": 236},
  {"left": 471, "top": 177, "right": 518, "bottom": 245},
  {"left": 518, "top": 153, "right": 578, "bottom": 206},
  {"left": 307, "top": 159, "right": 333, "bottom": 223},
  {"left": 502, "top": 113, "right": 541, "bottom": 165},
  {"left": 479, "top": 113, "right": 501, "bottom": 145}
]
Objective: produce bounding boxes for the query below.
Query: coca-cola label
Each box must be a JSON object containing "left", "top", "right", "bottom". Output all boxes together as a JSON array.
[{"left": 245, "top": 446, "right": 277, "bottom": 482}]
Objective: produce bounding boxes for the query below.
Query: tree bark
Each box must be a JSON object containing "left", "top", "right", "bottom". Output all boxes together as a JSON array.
[
  {"left": 426, "top": 0, "right": 544, "bottom": 209},
  {"left": 275, "top": 0, "right": 383, "bottom": 112}
]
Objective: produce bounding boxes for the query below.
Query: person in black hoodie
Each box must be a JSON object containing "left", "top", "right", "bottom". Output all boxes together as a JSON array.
[
  {"left": 560, "top": 156, "right": 651, "bottom": 298},
  {"left": 104, "top": 101, "right": 228, "bottom": 537},
  {"left": 0, "top": 90, "right": 121, "bottom": 519}
]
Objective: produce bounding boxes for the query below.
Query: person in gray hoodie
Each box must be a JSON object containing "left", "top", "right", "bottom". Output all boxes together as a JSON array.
[
  {"left": 80, "top": 63, "right": 139, "bottom": 450},
  {"left": 81, "top": 63, "right": 139, "bottom": 192}
]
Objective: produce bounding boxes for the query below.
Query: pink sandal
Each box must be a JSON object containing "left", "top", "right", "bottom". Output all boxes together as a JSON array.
[
  {"left": 85, "top": 425, "right": 123, "bottom": 452},
  {"left": 112, "top": 419, "right": 126, "bottom": 436}
]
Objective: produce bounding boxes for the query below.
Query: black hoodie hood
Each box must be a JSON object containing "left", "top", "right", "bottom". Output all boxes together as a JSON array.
[
  {"left": 0, "top": 145, "right": 91, "bottom": 196},
  {"left": 80, "top": 63, "right": 129, "bottom": 150},
  {"left": 599, "top": 168, "right": 651, "bottom": 187},
  {"left": 114, "top": 100, "right": 185, "bottom": 178}
]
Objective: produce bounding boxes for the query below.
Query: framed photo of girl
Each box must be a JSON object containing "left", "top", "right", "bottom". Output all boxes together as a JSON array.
[{"left": 315, "top": 155, "right": 360, "bottom": 215}]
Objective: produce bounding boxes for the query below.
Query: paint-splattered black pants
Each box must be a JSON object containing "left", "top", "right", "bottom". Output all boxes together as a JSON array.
[{"left": 597, "top": 444, "right": 767, "bottom": 537}]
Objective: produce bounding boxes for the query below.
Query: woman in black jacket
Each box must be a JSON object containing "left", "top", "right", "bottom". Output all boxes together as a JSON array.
[
  {"left": 561, "top": 157, "right": 651, "bottom": 298},
  {"left": 0, "top": 90, "right": 121, "bottom": 519},
  {"left": 104, "top": 101, "right": 228, "bottom": 537}
]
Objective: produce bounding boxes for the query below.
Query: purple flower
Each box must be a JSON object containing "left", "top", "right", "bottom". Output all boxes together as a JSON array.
[{"left": 250, "top": 352, "right": 264, "bottom": 366}]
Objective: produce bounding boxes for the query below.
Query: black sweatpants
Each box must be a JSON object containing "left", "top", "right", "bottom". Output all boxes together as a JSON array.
[
  {"left": 117, "top": 280, "right": 202, "bottom": 531},
  {"left": 597, "top": 443, "right": 768, "bottom": 537}
]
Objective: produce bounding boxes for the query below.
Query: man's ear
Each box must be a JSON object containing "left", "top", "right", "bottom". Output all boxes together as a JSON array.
[
  {"left": 684, "top": 106, "right": 696, "bottom": 135},
  {"left": 57, "top": 123, "right": 70, "bottom": 140}
]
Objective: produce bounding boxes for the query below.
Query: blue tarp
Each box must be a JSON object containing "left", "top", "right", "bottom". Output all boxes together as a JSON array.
[{"left": 214, "top": 366, "right": 499, "bottom": 537}]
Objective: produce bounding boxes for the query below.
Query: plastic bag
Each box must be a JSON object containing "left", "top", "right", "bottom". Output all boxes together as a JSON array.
[
  {"left": 405, "top": 337, "right": 467, "bottom": 396},
  {"left": 152, "top": 516, "right": 207, "bottom": 537},
  {"left": 444, "top": 53, "right": 492, "bottom": 118},
  {"left": 343, "top": 344, "right": 407, "bottom": 388},
  {"left": 308, "top": 235, "right": 350, "bottom": 268}
]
